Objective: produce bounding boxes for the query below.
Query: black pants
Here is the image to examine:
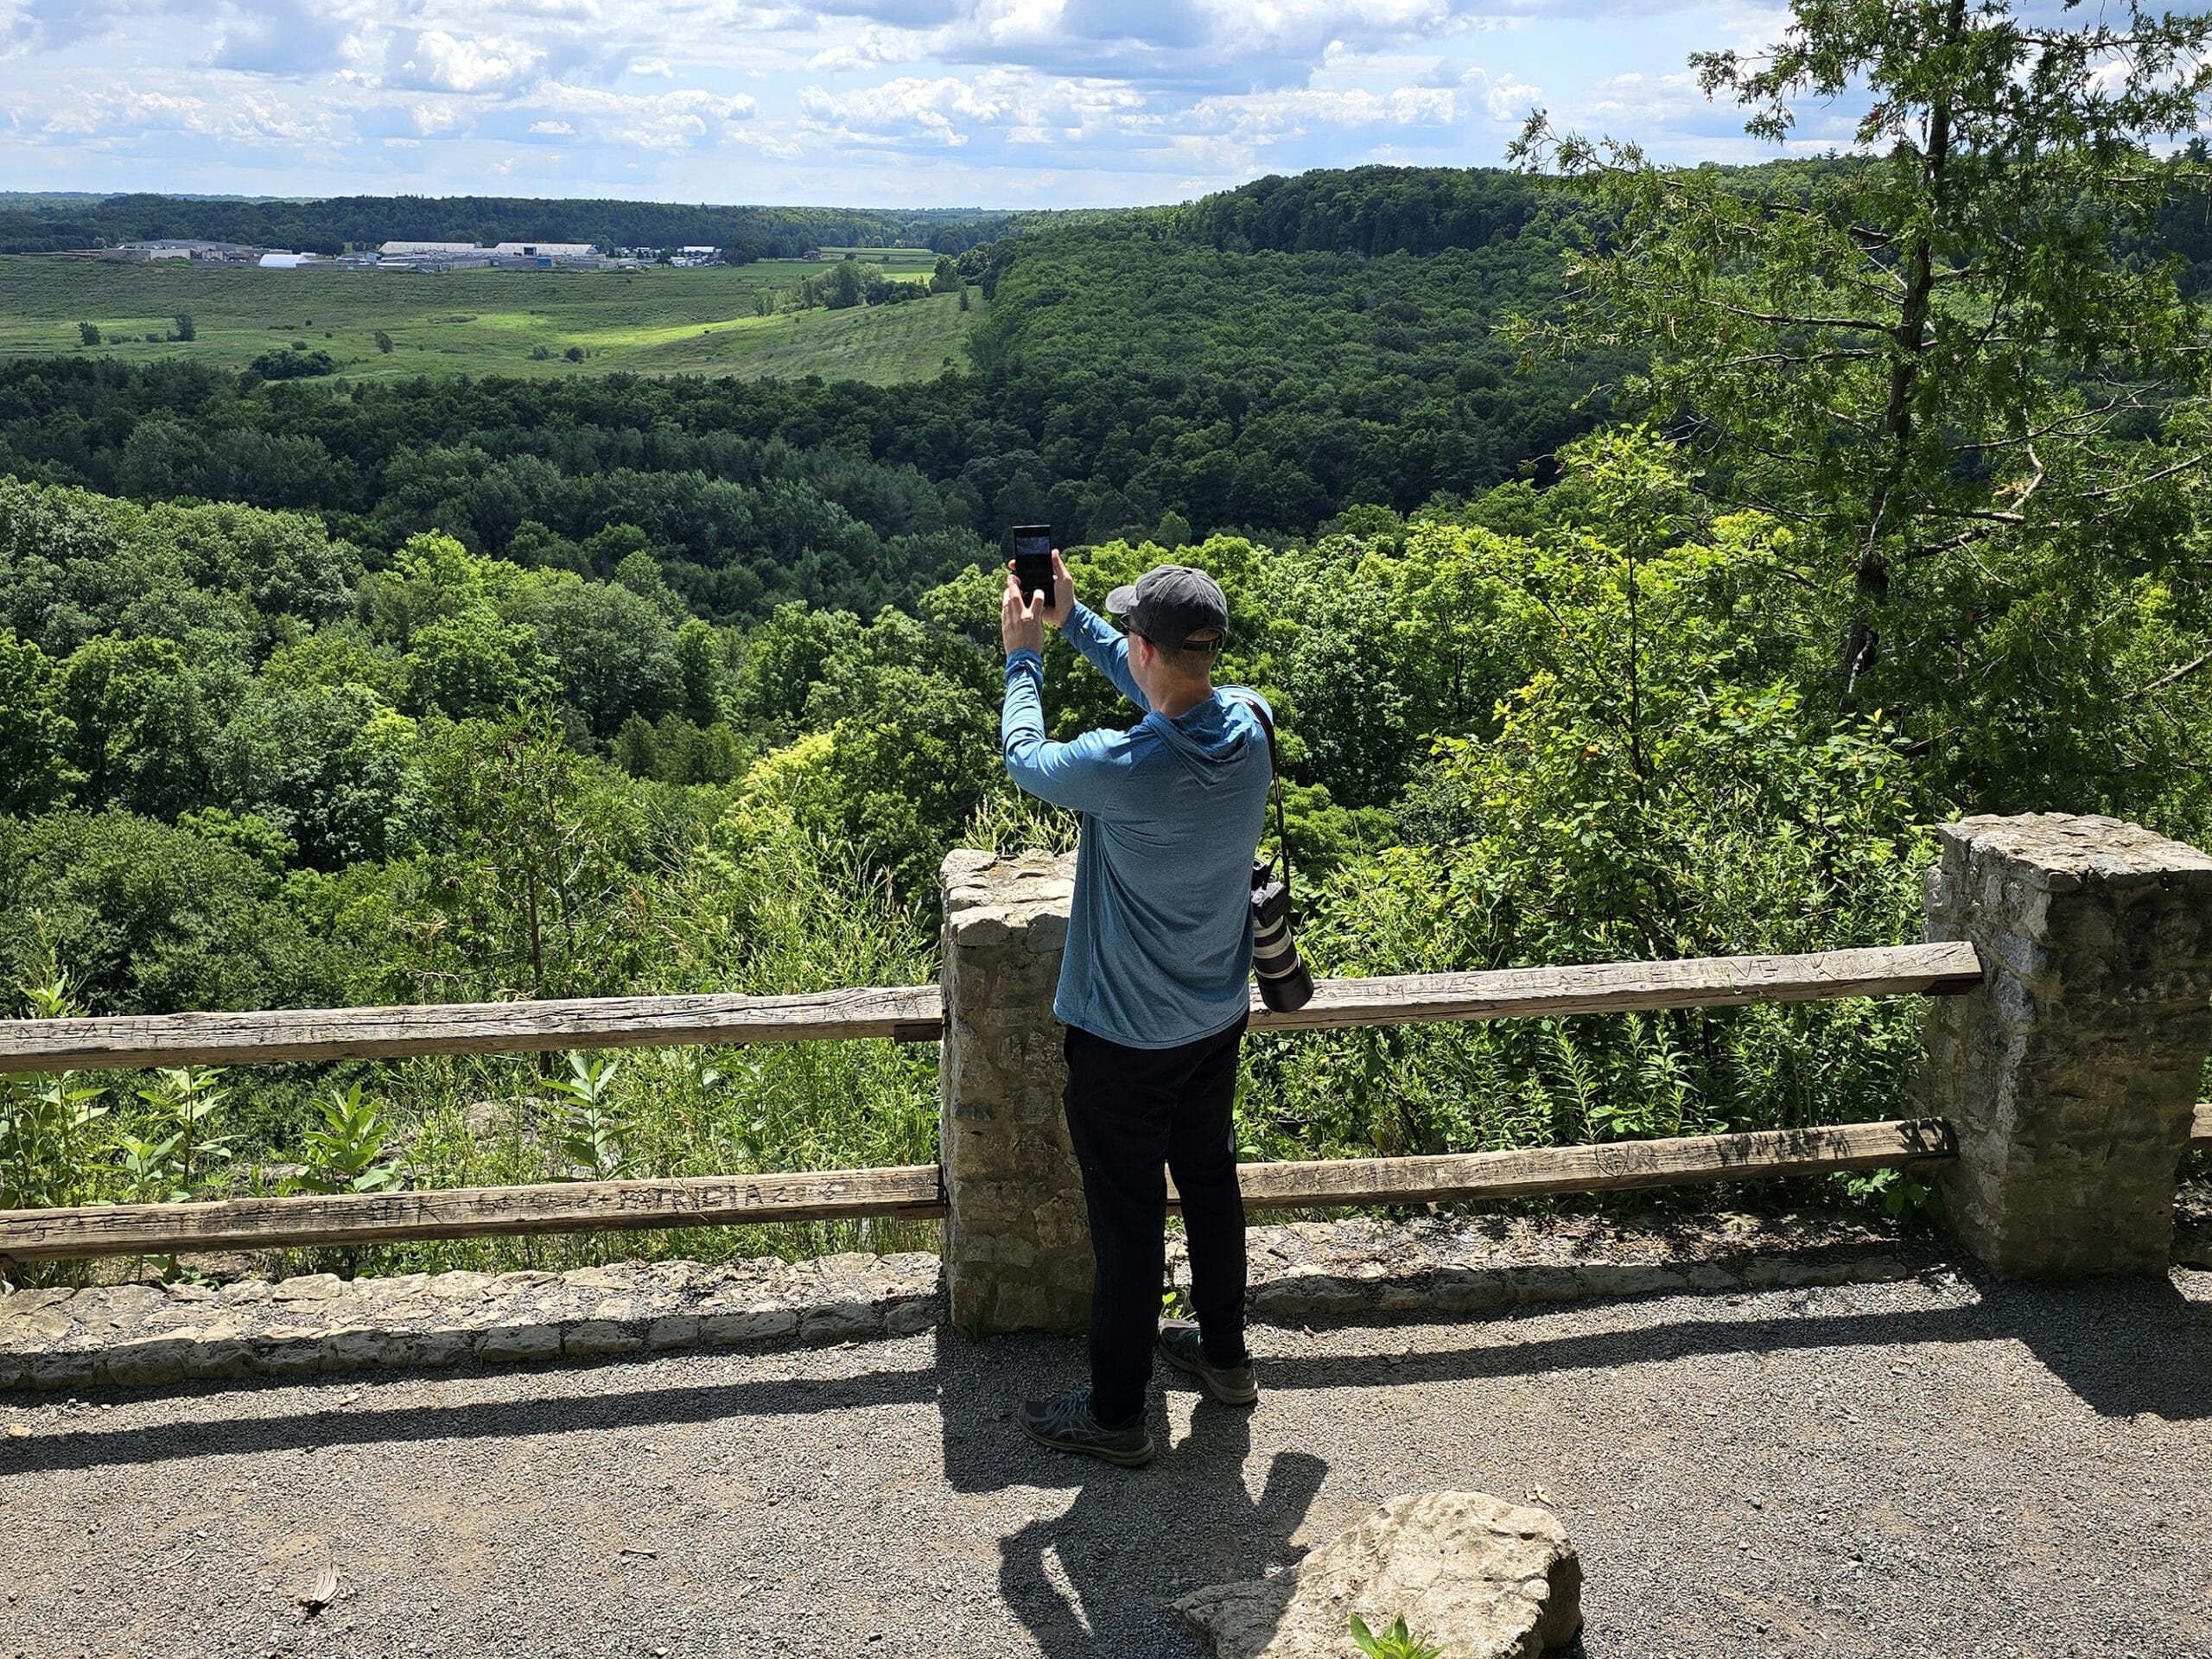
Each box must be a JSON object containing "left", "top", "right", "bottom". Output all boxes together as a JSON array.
[{"left": 1062, "top": 1015, "right": 1249, "bottom": 1428}]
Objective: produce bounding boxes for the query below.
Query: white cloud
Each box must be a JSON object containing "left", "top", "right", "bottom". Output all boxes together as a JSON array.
[
  {"left": 800, "top": 68, "right": 1144, "bottom": 149},
  {"left": 1586, "top": 70, "right": 1699, "bottom": 124},
  {"left": 41, "top": 84, "right": 332, "bottom": 144},
  {"left": 205, "top": 0, "right": 351, "bottom": 73},
  {"left": 525, "top": 81, "right": 760, "bottom": 149},
  {"left": 390, "top": 29, "right": 547, "bottom": 95},
  {"left": 808, "top": 24, "right": 928, "bottom": 72},
  {"left": 1484, "top": 73, "right": 1540, "bottom": 123},
  {"left": 0, "top": 0, "right": 1820, "bottom": 200}
]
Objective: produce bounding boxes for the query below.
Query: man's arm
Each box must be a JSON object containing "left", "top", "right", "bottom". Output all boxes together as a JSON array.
[
  {"left": 1001, "top": 650, "right": 1135, "bottom": 814},
  {"left": 1000, "top": 562, "right": 1139, "bottom": 815},
  {"left": 1022, "top": 547, "right": 1148, "bottom": 713},
  {"left": 1061, "top": 601, "right": 1150, "bottom": 712}
]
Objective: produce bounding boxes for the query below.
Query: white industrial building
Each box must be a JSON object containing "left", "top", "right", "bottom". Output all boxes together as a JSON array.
[
  {"left": 99, "top": 239, "right": 275, "bottom": 263},
  {"left": 378, "top": 241, "right": 480, "bottom": 257}
]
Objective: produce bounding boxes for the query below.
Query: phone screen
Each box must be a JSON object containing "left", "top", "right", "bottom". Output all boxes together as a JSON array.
[{"left": 1010, "top": 524, "right": 1053, "bottom": 612}]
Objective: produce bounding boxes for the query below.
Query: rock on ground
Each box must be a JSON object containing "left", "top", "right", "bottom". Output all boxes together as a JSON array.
[{"left": 1177, "top": 1490, "right": 1582, "bottom": 1659}]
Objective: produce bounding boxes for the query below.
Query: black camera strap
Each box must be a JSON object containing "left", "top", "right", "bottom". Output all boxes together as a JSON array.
[{"left": 1227, "top": 691, "right": 1294, "bottom": 902}]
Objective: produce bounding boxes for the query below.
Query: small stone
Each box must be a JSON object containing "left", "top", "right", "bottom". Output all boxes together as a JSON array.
[
  {"left": 1249, "top": 1274, "right": 1368, "bottom": 1323},
  {"left": 700, "top": 1308, "right": 799, "bottom": 1347},
  {"left": 428, "top": 1272, "right": 495, "bottom": 1301},
  {"left": 1430, "top": 1268, "right": 1510, "bottom": 1315},
  {"left": 320, "top": 1328, "right": 412, "bottom": 1370},
  {"left": 98, "top": 1338, "right": 189, "bottom": 1388},
  {"left": 254, "top": 1330, "right": 327, "bottom": 1376},
  {"left": 800, "top": 1301, "right": 882, "bottom": 1344},
  {"left": 646, "top": 1317, "right": 701, "bottom": 1351},
  {"left": 564, "top": 1320, "right": 643, "bottom": 1357},
  {"left": 1176, "top": 1491, "right": 1581, "bottom": 1658},
  {"left": 405, "top": 1330, "right": 476, "bottom": 1369},
  {"left": 478, "top": 1324, "right": 563, "bottom": 1363},
  {"left": 882, "top": 1296, "right": 939, "bottom": 1336},
  {"left": 182, "top": 1338, "right": 256, "bottom": 1382},
  {"left": 27, "top": 1351, "right": 96, "bottom": 1389},
  {"left": 272, "top": 1274, "right": 344, "bottom": 1303},
  {"left": 563, "top": 1266, "right": 632, "bottom": 1290}
]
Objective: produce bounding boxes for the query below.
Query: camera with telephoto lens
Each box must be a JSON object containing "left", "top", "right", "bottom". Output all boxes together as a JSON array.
[{"left": 1250, "top": 858, "right": 1313, "bottom": 1013}]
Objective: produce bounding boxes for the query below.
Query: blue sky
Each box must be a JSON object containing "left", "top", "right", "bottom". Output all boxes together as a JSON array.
[{"left": 0, "top": 1, "right": 1859, "bottom": 207}]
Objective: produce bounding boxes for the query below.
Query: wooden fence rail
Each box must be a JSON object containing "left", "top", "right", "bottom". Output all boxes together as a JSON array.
[
  {"left": 0, "top": 941, "right": 1984, "bottom": 1076},
  {"left": 0, "top": 1166, "right": 947, "bottom": 1262},
  {"left": 3, "top": 1103, "right": 2198, "bottom": 1263},
  {"left": 0, "top": 1120, "right": 1962, "bottom": 1262},
  {"left": 1185, "top": 1117, "right": 1958, "bottom": 1212}
]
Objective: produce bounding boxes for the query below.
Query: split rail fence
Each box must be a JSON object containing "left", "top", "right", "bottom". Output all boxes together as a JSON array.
[
  {"left": 1, "top": 908, "right": 2208, "bottom": 1269},
  {"left": 0, "top": 938, "right": 2010, "bottom": 1262}
]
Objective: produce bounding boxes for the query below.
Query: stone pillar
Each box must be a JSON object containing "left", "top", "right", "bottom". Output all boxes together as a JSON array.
[
  {"left": 1922, "top": 813, "right": 2212, "bottom": 1276},
  {"left": 938, "top": 849, "right": 1092, "bottom": 1335}
]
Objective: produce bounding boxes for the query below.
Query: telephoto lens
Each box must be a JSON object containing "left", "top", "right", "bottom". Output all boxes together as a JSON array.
[{"left": 1249, "top": 858, "right": 1315, "bottom": 1013}]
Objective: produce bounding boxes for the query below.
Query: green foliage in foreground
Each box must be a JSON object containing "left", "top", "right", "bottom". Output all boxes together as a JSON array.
[
  {"left": 6, "top": 5, "right": 2212, "bottom": 1283},
  {"left": 10, "top": 427, "right": 2176, "bottom": 1282},
  {"left": 1350, "top": 1613, "right": 1446, "bottom": 1659}
]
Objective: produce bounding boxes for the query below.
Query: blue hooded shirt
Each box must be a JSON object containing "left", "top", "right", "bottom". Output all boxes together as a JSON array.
[{"left": 1001, "top": 601, "right": 1275, "bottom": 1049}]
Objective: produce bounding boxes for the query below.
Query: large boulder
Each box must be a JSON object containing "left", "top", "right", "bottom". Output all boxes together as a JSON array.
[{"left": 1176, "top": 1491, "right": 1582, "bottom": 1659}]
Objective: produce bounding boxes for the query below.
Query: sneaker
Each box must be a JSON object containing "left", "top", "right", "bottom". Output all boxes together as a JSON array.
[
  {"left": 1017, "top": 1387, "right": 1156, "bottom": 1467},
  {"left": 1156, "top": 1320, "right": 1259, "bottom": 1406}
]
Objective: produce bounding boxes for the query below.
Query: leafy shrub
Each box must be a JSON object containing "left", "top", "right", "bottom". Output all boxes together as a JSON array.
[{"left": 245, "top": 347, "right": 335, "bottom": 380}]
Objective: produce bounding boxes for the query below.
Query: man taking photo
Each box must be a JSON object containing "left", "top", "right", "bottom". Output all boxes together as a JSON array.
[{"left": 998, "top": 548, "right": 1275, "bottom": 1467}]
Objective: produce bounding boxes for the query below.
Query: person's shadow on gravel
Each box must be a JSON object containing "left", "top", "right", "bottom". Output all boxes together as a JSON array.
[{"left": 996, "top": 1400, "right": 1326, "bottom": 1657}]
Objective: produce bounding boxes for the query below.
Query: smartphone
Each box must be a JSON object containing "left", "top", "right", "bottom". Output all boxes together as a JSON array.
[{"left": 1009, "top": 524, "right": 1054, "bottom": 614}]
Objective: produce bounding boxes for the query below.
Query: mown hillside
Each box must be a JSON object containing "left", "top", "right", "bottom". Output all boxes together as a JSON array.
[{"left": 0, "top": 253, "right": 983, "bottom": 385}]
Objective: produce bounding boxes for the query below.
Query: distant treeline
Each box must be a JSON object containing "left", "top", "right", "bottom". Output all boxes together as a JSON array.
[
  {"left": 1170, "top": 165, "right": 1548, "bottom": 257},
  {"left": 0, "top": 194, "right": 1029, "bottom": 259}
]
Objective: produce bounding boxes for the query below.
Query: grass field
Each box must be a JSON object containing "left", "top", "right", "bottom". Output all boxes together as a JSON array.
[{"left": 0, "top": 251, "right": 982, "bottom": 385}]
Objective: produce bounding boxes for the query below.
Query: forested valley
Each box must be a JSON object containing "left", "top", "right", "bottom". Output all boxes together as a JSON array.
[{"left": 4, "top": 0, "right": 2212, "bottom": 1279}]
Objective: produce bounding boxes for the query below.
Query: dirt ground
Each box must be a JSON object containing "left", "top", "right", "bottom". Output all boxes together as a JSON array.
[{"left": 3, "top": 1255, "right": 2209, "bottom": 1659}]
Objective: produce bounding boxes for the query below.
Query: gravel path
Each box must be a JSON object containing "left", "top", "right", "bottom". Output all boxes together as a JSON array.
[{"left": 3, "top": 1260, "right": 2209, "bottom": 1659}]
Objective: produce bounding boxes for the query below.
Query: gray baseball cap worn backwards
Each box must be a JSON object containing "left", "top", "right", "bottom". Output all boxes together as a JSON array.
[{"left": 1105, "top": 564, "right": 1230, "bottom": 649}]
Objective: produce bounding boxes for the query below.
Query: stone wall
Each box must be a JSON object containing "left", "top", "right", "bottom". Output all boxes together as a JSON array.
[
  {"left": 1922, "top": 813, "right": 2212, "bottom": 1276},
  {"left": 0, "top": 1252, "right": 938, "bottom": 1391},
  {"left": 0, "top": 1210, "right": 1926, "bottom": 1392},
  {"left": 938, "top": 849, "right": 1092, "bottom": 1335}
]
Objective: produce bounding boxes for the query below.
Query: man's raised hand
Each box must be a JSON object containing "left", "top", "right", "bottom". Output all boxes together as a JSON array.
[
  {"left": 1045, "top": 550, "right": 1074, "bottom": 626},
  {"left": 1001, "top": 566, "right": 1046, "bottom": 657}
]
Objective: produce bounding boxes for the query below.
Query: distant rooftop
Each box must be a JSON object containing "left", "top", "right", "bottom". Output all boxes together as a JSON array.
[{"left": 378, "top": 240, "right": 480, "bottom": 256}]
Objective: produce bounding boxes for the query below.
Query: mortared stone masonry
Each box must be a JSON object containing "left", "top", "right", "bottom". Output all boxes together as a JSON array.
[
  {"left": 938, "top": 849, "right": 1093, "bottom": 1335},
  {"left": 1922, "top": 813, "right": 2212, "bottom": 1277}
]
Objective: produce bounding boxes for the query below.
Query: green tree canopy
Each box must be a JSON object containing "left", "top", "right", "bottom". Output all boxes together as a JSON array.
[{"left": 1510, "top": 0, "right": 2212, "bottom": 803}]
